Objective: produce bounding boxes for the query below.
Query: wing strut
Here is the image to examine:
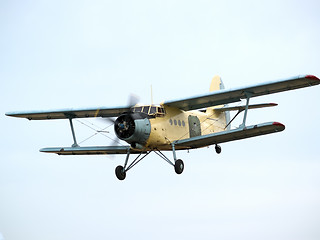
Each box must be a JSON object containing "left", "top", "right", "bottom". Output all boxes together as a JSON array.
[
  {"left": 68, "top": 118, "right": 79, "bottom": 147},
  {"left": 225, "top": 111, "right": 240, "bottom": 130},
  {"left": 239, "top": 92, "right": 252, "bottom": 129}
]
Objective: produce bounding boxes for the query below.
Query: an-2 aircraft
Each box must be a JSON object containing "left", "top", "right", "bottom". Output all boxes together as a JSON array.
[{"left": 6, "top": 75, "right": 320, "bottom": 180}]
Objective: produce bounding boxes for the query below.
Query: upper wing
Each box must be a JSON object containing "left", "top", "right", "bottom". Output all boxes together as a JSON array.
[
  {"left": 5, "top": 106, "right": 131, "bottom": 120},
  {"left": 6, "top": 75, "right": 319, "bottom": 119},
  {"left": 164, "top": 75, "right": 320, "bottom": 111},
  {"left": 174, "top": 122, "right": 285, "bottom": 149}
]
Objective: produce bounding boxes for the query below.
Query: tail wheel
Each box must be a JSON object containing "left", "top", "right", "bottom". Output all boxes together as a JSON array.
[
  {"left": 215, "top": 144, "right": 222, "bottom": 154},
  {"left": 174, "top": 159, "right": 184, "bottom": 174},
  {"left": 115, "top": 165, "right": 126, "bottom": 180}
]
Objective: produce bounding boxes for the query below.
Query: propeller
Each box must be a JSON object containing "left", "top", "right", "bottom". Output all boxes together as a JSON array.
[
  {"left": 114, "top": 114, "right": 135, "bottom": 140},
  {"left": 99, "top": 94, "right": 140, "bottom": 124},
  {"left": 98, "top": 93, "right": 141, "bottom": 146},
  {"left": 127, "top": 93, "right": 140, "bottom": 108},
  {"left": 113, "top": 93, "right": 140, "bottom": 140}
]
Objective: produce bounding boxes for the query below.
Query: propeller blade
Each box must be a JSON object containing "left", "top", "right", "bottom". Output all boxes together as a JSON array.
[{"left": 127, "top": 93, "right": 140, "bottom": 107}]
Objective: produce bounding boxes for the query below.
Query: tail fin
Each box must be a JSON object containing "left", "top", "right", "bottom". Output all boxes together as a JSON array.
[
  {"left": 209, "top": 75, "right": 225, "bottom": 92},
  {"left": 206, "top": 75, "right": 231, "bottom": 130}
]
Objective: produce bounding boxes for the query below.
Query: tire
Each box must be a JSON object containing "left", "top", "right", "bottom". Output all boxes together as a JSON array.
[
  {"left": 174, "top": 159, "right": 184, "bottom": 174},
  {"left": 215, "top": 145, "right": 222, "bottom": 154},
  {"left": 115, "top": 165, "right": 126, "bottom": 180}
]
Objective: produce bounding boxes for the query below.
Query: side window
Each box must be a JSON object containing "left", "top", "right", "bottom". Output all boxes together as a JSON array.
[
  {"left": 170, "top": 119, "right": 186, "bottom": 127},
  {"left": 156, "top": 107, "right": 165, "bottom": 117}
]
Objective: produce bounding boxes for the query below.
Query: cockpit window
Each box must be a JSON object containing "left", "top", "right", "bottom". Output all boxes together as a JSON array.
[
  {"left": 158, "top": 107, "right": 164, "bottom": 113},
  {"left": 142, "top": 106, "right": 150, "bottom": 114},
  {"left": 149, "top": 106, "right": 157, "bottom": 114},
  {"left": 132, "top": 105, "right": 165, "bottom": 117},
  {"left": 133, "top": 106, "right": 142, "bottom": 113}
]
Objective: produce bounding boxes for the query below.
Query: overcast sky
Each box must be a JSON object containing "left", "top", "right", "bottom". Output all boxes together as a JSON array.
[{"left": 1, "top": 0, "right": 320, "bottom": 239}]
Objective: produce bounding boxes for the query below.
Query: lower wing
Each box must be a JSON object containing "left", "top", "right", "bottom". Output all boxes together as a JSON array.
[
  {"left": 174, "top": 122, "right": 285, "bottom": 149},
  {"left": 40, "top": 145, "right": 144, "bottom": 155},
  {"left": 40, "top": 122, "right": 285, "bottom": 154}
]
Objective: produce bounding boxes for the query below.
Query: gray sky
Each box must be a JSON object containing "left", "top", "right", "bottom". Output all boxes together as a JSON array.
[{"left": 1, "top": 0, "right": 320, "bottom": 239}]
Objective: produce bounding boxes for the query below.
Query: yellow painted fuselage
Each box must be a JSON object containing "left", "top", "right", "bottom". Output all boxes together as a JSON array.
[{"left": 145, "top": 105, "right": 227, "bottom": 150}]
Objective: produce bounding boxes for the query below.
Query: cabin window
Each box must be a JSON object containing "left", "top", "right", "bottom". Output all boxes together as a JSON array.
[
  {"left": 169, "top": 119, "right": 173, "bottom": 125},
  {"left": 178, "top": 120, "right": 181, "bottom": 126},
  {"left": 174, "top": 119, "right": 177, "bottom": 125},
  {"left": 182, "top": 120, "right": 185, "bottom": 127}
]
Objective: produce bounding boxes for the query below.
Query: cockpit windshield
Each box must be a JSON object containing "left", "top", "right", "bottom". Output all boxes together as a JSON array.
[{"left": 132, "top": 105, "right": 165, "bottom": 117}]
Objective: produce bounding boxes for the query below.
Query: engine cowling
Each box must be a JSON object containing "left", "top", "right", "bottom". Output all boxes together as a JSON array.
[{"left": 114, "top": 113, "right": 151, "bottom": 148}]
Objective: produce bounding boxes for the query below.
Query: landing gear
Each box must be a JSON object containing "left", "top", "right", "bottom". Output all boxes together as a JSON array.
[
  {"left": 114, "top": 149, "right": 152, "bottom": 180},
  {"left": 115, "top": 165, "right": 126, "bottom": 180},
  {"left": 114, "top": 143, "right": 185, "bottom": 180},
  {"left": 174, "top": 159, "right": 184, "bottom": 174},
  {"left": 154, "top": 149, "right": 184, "bottom": 176},
  {"left": 215, "top": 144, "right": 222, "bottom": 154}
]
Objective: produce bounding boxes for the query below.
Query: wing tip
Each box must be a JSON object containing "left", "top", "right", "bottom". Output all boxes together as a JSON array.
[
  {"left": 305, "top": 75, "right": 320, "bottom": 82},
  {"left": 5, "top": 112, "right": 14, "bottom": 117},
  {"left": 272, "top": 122, "right": 285, "bottom": 131}
]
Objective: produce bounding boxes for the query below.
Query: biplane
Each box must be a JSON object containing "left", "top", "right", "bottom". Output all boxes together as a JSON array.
[{"left": 6, "top": 75, "right": 320, "bottom": 180}]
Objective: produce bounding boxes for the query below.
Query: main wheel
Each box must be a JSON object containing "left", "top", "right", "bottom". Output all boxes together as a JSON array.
[
  {"left": 174, "top": 159, "right": 184, "bottom": 174},
  {"left": 215, "top": 144, "right": 222, "bottom": 154},
  {"left": 115, "top": 165, "right": 126, "bottom": 180}
]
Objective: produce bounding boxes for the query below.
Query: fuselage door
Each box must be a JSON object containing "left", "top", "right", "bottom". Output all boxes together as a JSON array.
[{"left": 188, "top": 115, "right": 201, "bottom": 138}]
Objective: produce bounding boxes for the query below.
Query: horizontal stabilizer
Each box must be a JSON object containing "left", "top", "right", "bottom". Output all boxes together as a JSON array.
[
  {"left": 40, "top": 145, "right": 144, "bottom": 155},
  {"left": 214, "top": 103, "right": 278, "bottom": 112},
  {"left": 174, "top": 122, "right": 285, "bottom": 149}
]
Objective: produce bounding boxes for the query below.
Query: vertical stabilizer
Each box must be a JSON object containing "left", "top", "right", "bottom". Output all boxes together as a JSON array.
[
  {"left": 206, "top": 75, "right": 231, "bottom": 130},
  {"left": 209, "top": 75, "right": 225, "bottom": 92}
]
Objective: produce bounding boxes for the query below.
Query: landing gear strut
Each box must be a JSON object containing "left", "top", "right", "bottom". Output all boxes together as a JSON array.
[{"left": 114, "top": 148, "right": 151, "bottom": 181}]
